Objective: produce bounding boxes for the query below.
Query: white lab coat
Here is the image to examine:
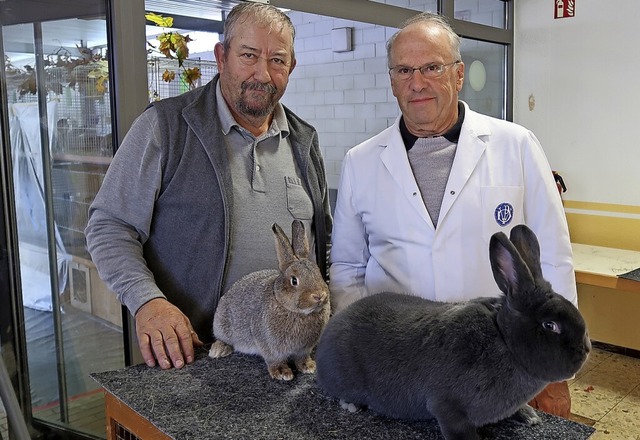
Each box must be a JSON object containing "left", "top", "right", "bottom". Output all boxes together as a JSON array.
[{"left": 329, "top": 102, "right": 577, "bottom": 313}]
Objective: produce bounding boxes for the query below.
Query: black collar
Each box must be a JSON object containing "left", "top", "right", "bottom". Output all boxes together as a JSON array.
[{"left": 400, "top": 101, "right": 465, "bottom": 150}]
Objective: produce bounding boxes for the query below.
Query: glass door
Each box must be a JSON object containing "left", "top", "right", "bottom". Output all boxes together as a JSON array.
[
  {"left": 0, "top": 1, "right": 126, "bottom": 437},
  {"left": 0, "top": 1, "right": 513, "bottom": 438}
]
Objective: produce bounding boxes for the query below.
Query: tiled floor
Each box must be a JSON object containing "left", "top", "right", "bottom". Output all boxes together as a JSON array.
[
  {"left": 2, "top": 345, "right": 640, "bottom": 439},
  {"left": 569, "top": 345, "right": 640, "bottom": 439}
]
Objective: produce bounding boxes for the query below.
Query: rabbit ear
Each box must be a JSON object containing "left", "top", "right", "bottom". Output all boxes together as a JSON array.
[
  {"left": 291, "top": 219, "right": 309, "bottom": 259},
  {"left": 272, "top": 223, "right": 296, "bottom": 271},
  {"left": 489, "top": 231, "right": 536, "bottom": 298},
  {"left": 508, "top": 225, "right": 544, "bottom": 283}
]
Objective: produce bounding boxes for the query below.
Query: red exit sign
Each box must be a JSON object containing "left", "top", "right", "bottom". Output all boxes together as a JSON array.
[{"left": 555, "top": 0, "right": 575, "bottom": 19}]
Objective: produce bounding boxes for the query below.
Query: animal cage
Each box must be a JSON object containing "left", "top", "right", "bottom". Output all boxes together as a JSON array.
[{"left": 147, "top": 57, "right": 218, "bottom": 101}]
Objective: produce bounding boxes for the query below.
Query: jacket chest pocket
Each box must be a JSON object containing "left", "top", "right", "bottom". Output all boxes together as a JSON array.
[
  {"left": 285, "top": 176, "right": 313, "bottom": 220},
  {"left": 481, "top": 186, "right": 524, "bottom": 242}
]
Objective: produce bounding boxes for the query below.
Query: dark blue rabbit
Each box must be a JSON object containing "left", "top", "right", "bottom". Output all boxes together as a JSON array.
[{"left": 316, "top": 224, "right": 590, "bottom": 440}]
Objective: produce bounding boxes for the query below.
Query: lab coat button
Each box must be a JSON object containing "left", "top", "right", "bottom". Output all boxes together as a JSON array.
[{"left": 450, "top": 190, "right": 455, "bottom": 195}]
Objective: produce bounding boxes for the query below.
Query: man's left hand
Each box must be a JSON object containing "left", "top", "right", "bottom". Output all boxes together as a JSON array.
[{"left": 528, "top": 381, "right": 572, "bottom": 418}]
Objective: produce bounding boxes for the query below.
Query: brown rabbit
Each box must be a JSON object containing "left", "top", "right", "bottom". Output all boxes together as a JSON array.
[{"left": 209, "top": 220, "right": 330, "bottom": 380}]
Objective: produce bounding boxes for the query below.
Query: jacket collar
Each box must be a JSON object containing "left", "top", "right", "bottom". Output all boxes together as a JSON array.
[
  {"left": 181, "top": 75, "right": 225, "bottom": 155},
  {"left": 380, "top": 101, "right": 490, "bottom": 229},
  {"left": 400, "top": 101, "right": 465, "bottom": 149},
  {"left": 437, "top": 101, "right": 489, "bottom": 225}
]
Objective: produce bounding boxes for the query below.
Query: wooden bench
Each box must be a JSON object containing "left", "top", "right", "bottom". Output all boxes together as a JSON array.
[{"left": 572, "top": 243, "right": 640, "bottom": 351}]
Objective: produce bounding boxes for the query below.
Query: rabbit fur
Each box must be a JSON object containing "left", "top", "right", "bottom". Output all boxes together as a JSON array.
[
  {"left": 209, "top": 220, "right": 330, "bottom": 381},
  {"left": 315, "top": 224, "right": 591, "bottom": 440}
]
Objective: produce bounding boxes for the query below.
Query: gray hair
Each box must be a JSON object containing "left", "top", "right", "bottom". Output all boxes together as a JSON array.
[
  {"left": 386, "top": 12, "right": 461, "bottom": 68},
  {"left": 222, "top": 2, "right": 296, "bottom": 60}
]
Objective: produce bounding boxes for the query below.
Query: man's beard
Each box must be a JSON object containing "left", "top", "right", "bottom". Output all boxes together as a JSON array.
[{"left": 236, "top": 81, "right": 278, "bottom": 118}]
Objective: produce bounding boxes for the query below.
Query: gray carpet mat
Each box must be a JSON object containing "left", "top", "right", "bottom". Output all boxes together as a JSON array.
[{"left": 92, "top": 349, "right": 595, "bottom": 440}]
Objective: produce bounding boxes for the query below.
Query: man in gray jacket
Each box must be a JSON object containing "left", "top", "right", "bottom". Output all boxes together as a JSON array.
[{"left": 85, "top": 3, "right": 331, "bottom": 370}]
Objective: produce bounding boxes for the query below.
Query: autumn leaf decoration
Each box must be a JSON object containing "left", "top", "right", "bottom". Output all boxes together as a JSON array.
[
  {"left": 87, "top": 60, "right": 110, "bottom": 94},
  {"left": 146, "top": 12, "right": 201, "bottom": 90}
]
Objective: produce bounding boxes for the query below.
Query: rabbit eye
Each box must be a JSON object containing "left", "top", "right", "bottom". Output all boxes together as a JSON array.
[
  {"left": 290, "top": 276, "right": 299, "bottom": 287},
  {"left": 542, "top": 321, "right": 560, "bottom": 334}
]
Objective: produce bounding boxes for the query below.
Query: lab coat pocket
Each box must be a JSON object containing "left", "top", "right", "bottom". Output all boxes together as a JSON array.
[
  {"left": 285, "top": 176, "right": 313, "bottom": 220},
  {"left": 480, "top": 186, "right": 524, "bottom": 243}
]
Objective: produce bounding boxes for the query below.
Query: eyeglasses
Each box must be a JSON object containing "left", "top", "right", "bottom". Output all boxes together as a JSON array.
[{"left": 389, "top": 61, "right": 461, "bottom": 81}]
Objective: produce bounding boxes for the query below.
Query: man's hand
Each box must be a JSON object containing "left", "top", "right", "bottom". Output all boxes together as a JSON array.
[
  {"left": 135, "top": 298, "right": 203, "bottom": 369},
  {"left": 528, "top": 381, "right": 572, "bottom": 418}
]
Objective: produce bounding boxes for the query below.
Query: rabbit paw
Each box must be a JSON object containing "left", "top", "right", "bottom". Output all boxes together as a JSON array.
[
  {"left": 510, "top": 404, "right": 541, "bottom": 426},
  {"left": 295, "top": 357, "right": 316, "bottom": 374},
  {"left": 208, "top": 340, "right": 234, "bottom": 358},
  {"left": 268, "top": 363, "right": 295, "bottom": 381},
  {"left": 339, "top": 400, "right": 360, "bottom": 413}
]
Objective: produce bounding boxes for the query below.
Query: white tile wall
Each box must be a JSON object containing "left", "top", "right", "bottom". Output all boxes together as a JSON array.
[{"left": 283, "top": 12, "right": 401, "bottom": 189}]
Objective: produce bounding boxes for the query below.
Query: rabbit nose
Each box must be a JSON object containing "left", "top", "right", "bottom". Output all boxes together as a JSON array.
[{"left": 313, "top": 291, "right": 327, "bottom": 303}]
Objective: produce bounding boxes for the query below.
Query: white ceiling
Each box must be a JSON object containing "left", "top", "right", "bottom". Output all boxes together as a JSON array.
[{"left": 145, "top": 0, "right": 240, "bottom": 21}]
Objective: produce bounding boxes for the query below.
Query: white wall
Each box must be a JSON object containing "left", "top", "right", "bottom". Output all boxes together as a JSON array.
[{"left": 514, "top": 0, "right": 640, "bottom": 207}]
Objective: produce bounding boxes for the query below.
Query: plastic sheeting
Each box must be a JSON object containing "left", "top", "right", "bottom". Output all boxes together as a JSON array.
[{"left": 9, "top": 101, "right": 68, "bottom": 311}]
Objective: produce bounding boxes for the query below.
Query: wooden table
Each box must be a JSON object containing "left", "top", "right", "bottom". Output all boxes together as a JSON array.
[
  {"left": 572, "top": 243, "right": 640, "bottom": 350},
  {"left": 104, "top": 391, "right": 170, "bottom": 440},
  {"left": 572, "top": 243, "right": 640, "bottom": 291}
]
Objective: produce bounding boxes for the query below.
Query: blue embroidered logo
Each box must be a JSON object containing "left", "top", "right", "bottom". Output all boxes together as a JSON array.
[{"left": 494, "top": 203, "right": 514, "bottom": 226}]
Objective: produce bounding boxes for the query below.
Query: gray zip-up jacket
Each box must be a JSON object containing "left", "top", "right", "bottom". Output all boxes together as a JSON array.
[{"left": 85, "top": 75, "right": 332, "bottom": 341}]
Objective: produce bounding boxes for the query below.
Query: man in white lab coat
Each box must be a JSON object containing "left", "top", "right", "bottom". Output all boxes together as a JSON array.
[{"left": 329, "top": 12, "right": 577, "bottom": 418}]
